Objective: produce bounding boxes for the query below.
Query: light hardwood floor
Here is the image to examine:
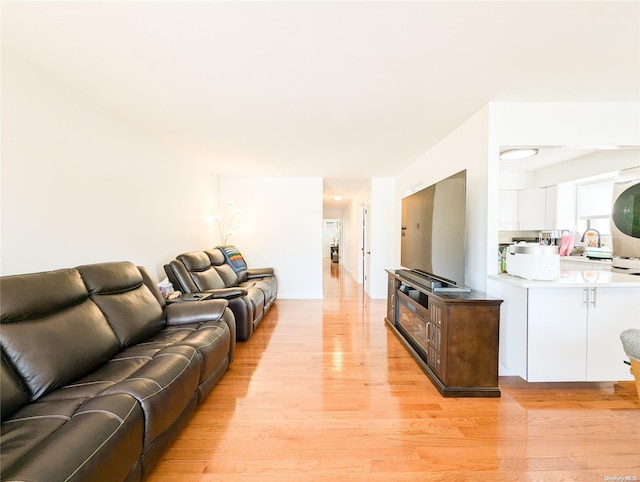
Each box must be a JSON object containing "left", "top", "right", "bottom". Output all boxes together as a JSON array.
[{"left": 147, "top": 260, "right": 640, "bottom": 481}]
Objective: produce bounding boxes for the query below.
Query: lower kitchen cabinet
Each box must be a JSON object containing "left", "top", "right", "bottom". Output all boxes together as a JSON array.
[
  {"left": 488, "top": 274, "right": 640, "bottom": 382},
  {"left": 528, "top": 286, "right": 639, "bottom": 381}
]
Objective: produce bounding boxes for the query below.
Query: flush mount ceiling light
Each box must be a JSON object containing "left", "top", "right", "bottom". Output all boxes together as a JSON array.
[
  {"left": 333, "top": 195, "right": 344, "bottom": 201},
  {"left": 499, "top": 148, "right": 539, "bottom": 160}
]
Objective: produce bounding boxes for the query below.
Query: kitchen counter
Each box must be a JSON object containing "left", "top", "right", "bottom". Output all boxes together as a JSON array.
[
  {"left": 488, "top": 270, "right": 640, "bottom": 288},
  {"left": 560, "top": 255, "right": 612, "bottom": 266},
  {"left": 487, "top": 270, "right": 640, "bottom": 383}
]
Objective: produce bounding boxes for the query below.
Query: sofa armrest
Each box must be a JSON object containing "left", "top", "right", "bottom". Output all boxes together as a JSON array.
[
  {"left": 204, "top": 287, "right": 248, "bottom": 299},
  {"left": 166, "top": 299, "right": 229, "bottom": 326},
  {"left": 246, "top": 267, "right": 274, "bottom": 278}
]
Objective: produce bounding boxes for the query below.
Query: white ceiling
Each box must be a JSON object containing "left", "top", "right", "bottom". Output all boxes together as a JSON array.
[{"left": 3, "top": 1, "right": 639, "bottom": 209}]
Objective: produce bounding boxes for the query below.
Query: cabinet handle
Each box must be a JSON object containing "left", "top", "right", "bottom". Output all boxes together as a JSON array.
[
  {"left": 590, "top": 287, "right": 597, "bottom": 308},
  {"left": 583, "top": 288, "right": 588, "bottom": 306}
]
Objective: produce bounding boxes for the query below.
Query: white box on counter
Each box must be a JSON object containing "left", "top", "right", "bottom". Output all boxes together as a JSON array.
[{"left": 506, "top": 243, "right": 560, "bottom": 281}]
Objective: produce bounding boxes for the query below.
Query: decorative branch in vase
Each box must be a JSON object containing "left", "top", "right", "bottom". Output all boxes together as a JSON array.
[{"left": 211, "top": 201, "right": 243, "bottom": 245}]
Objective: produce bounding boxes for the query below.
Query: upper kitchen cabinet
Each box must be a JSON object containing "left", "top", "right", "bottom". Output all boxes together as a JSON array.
[
  {"left": 498, "top": 190, "right": 518, "bottom": 230},
  {"left": 499, "top": 186, "right": 566, "bottom": 231},
  {"left": 517, "top": 188, "right": 546, "bottom": 230}
]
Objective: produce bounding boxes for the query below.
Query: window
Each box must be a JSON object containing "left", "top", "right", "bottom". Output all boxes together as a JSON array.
[
  {"left": 576, "top": 178, "right": 614, "bottom": 236},
  {"left": 578, "top": 179, "right": 614, "bottom": 219}
]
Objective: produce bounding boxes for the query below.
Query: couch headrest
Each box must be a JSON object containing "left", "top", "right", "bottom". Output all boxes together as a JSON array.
[
  {"left": 77, "top": 261, "right": 143, "bottom": 294},
  {"left": 0, "top": 268, "right": 88, "bottom": 322},
  {"left": 178, "top": 252, "right": 212, "bottom": 272},
  {"left": 206, "top": 249, "right": 225, "bottom": 267},
  {"left": 77, "top": 262, "right": 165, "bottom": 347},
  {"left": 1, "top": 267, "right": 120, "bottom": 402}
]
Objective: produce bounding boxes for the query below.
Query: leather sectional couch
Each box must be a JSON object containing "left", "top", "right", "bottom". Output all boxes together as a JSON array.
[
  {"left": 164, "top": 246, "right": 277, "bottom": 341},
  {"left": 0, "top": 261, "right": 235, "bottom": 481}
]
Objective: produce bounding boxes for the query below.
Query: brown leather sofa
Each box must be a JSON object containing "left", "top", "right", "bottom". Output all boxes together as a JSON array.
[
  {"left": 0, "top": 261, "right": 235, "bottom": 481},
  {"left": 164, "top": 246, "right": 277, "bottom": 341}
]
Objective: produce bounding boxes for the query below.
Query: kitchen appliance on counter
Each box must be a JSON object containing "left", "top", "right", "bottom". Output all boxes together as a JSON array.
[
  {"left": 612, "top": 166, "right": 640, "bottom": 259},
  {"left": 506, "top": 243, "right": 560, "bottom": 280},
  {"left": 611, "top": 256, "right": 640, "bottom": 276}
]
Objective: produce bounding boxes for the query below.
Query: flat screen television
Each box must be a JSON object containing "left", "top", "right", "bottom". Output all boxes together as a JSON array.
[{"left": 400, "top": 169, "right": 467, "bottom": 290}]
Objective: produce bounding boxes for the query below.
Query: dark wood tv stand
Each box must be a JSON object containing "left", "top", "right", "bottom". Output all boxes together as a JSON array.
[{"left": 385, "top": 269, "right": 503, "bottom": 397}]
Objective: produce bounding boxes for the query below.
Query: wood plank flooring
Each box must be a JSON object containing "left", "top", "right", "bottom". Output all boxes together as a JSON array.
[{"left": 147, "top": 260, "right": 640, "bottom": 481}]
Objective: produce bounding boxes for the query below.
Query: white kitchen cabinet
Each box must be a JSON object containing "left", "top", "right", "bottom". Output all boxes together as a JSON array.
[
  {"left": 499, "top": 184, "right": 575, "bottom": 231},
  {"left": 585, "top": 287, "right": 640, "bottom": 381},
  {"left": 488, "top": 272, "right": 640, "bottom": 383},
  {"left": 528, "top": 288, "right": 587, "bottom": 381},
  {"left": 517, "top": 188, "right": 546, "bottom": 230},
  {"left": 544, "top": 185, "right": 558, "bottom": 230},
  {"left": 527, "top": 286, "right": 639, "bottom": 382},
  {"left": 498, "top": 190, "right": 519, "bottom": 230}
]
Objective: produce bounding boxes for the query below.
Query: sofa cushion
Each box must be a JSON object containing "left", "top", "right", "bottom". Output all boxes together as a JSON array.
[
  {"left": 176, "top": 252, "right": 227, "bottom": 291},
  {"left": 2, "top": 398, "right": 87, "bottom": 473},
  {"left": 178, "top": 251, "right": 212, "bottom": 272},
  {"left": 0, "top": 268, "right": 88, "bottom": 322},
  {"left": 78, "top": 262, "right": 165, "bottom": 347},
  {"left": 206, "top": 248, "right": 226, "bottom": 267},
  {"left": 1, "top": 394, "right": 143, "bottom": 482},
  {"left": 212, "top": 262, "right": 240, "bottom": 288},
  {"left": 171, "top": 324, "right": 231, "bottom": 386},
  {"left": 100, "top": 345, "right": 201, "bottom": 448},
  {"left": 240, "top": 279, "right": 273, "bottom": 305},
  {"left": 38, "top": 316, "right": 232, "bottom": 406},
  {"left": 0, "top": 269, "right": 120, "bottom": 401}
]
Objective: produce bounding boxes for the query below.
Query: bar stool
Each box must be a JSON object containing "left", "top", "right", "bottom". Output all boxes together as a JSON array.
[{"left": 620, "top": 328, "right": 640, "bottom": 399}]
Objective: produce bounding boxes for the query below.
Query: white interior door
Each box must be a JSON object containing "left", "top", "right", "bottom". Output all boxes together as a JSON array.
[{"left": 363, "top": 202, "right": 371, "bottom": 294}]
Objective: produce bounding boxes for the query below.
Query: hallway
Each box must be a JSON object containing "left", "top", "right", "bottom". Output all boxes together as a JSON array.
[{"left": 147, "top": 260, "right": 640, "bottom": 481}]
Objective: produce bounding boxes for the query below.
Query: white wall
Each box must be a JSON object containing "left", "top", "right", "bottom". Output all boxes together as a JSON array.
[
  {"left": 1, "top": 49, "right": 218, "bottom": 280},
  {"left": 367, "top": 178, "right": 397, "bottom": 299},
  {"left": 219, "top": 177, "right": 323, "bottom": 299},
  {"left": 395, "top": 106, "right": 490, "bottom": 291},
  {"left": 489, "top": 102, "right": 640, "bottom": 148}
]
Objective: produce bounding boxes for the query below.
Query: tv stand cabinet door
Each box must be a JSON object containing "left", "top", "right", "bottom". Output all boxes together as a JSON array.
[
  {"left": 387, "top": 274, "right": 400, "bottom": 323},
  {"left": 427, "top": 299, "right": 445, "bottom": 381}
]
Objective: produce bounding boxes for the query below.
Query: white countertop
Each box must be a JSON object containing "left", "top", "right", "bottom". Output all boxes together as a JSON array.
[
  {"left": 488, "top": 271, "right": 640, "bottom": 288},
  {"left": 560, "top": 256, "right": 612, "bottom": 265}
]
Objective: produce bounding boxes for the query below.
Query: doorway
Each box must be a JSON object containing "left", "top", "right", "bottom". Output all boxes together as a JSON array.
[{"left": 322, "top": 219, "right": 341, "bottom": 264}]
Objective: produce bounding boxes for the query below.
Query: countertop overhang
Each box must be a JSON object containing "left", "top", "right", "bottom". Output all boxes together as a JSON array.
[{"left": 488, "top": 271, "right": 640, "bottom": 288}]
